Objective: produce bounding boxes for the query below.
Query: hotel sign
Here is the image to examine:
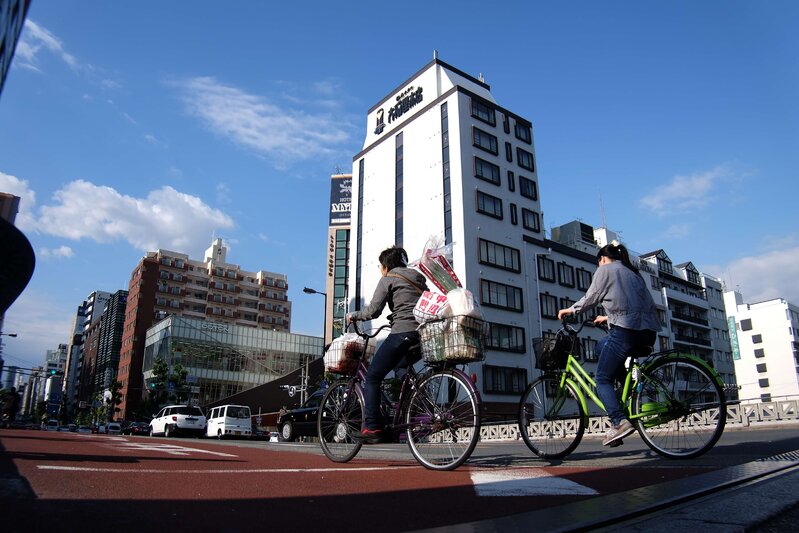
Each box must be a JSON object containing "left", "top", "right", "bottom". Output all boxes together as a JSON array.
[
  {"left": 727, "top": 316, "right": 740, "bottom": 360},
  {"left": 329, "top": 175, "right": 351, "bottom": 226},
  {"left": 201, "top": 322, "right": 230, "bottom": 333},
  {"left": 374, "top": 85, "right": 424, "bottom": 135}
]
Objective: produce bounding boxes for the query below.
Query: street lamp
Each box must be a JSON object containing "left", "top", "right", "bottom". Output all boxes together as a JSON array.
[
  {"left": 0, "top": 333, "right": 18, "bottom": 338},
  {"left": 302, "top": 287, "right": 328, "bottom": 342}
]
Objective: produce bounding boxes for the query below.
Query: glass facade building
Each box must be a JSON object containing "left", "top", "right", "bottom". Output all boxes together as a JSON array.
[{"left": 143, "top": 315, "right": 323, "bottom": 406}]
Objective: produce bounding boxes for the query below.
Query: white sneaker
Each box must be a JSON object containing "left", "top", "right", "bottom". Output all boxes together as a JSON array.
[{"left": 603, "top": 419, "right": 635, "bottom": 446}]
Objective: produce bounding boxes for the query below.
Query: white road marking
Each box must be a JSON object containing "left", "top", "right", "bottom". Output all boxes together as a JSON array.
[
  {"left": 111, "top": 441, "right": 239, "bottom": 457},
  {"left": 471, "top": 469, "right": 598, "bottom": 496},
  {"left": 37, "top": 465, "right": 414, "bottom": 474}
]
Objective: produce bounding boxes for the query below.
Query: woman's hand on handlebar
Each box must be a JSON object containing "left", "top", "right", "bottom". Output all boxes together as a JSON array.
[{"left": 557, "top": 308, "right": 573, "bottom": 321}]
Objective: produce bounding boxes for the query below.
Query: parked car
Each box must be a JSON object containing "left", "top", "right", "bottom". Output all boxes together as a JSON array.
[
  {"left": 77, "top": 425, "right": 92, "bottom": 434},
  {"left": 107, "top": 422, "right": 122, "bottom": 435},
  {"left": 44, "top": 419, "right": 59, "bottom": 431},
  {"left": 251, "top": 426, "right": 269, "bottom": 441},
  {"left": 122, "top": 421, "right": 150, "bottom": 436},
  {"left": 149, "top": 405, "right": 206, "bottom": 438},
  {"left": 276, "top": 390, "right": 324, "bottom": 442}
]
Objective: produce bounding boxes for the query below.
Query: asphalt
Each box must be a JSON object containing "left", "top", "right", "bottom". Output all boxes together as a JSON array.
[{"left": 420, "top": 450, "right": 799, "bottom": 532}]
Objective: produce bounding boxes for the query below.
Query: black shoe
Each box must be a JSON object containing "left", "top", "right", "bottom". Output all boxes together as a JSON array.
[{"left": 607, "top": 439, "right": 624, "bottom": 448}]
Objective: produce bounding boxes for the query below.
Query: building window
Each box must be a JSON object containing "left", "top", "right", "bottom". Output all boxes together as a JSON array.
[
  {"left": 537, "top": 256, "right": 555, "bottom": 282},
  {"left": 650, "top": 275, "right": 660, "bottom": 290},
  {"left": 480, "top": 279, "right": 523, "bottom": 312},
  {"left": 756, "top": 363, "right": 767, "bottom": 373},
  {"left": 514, "top": 122, "right": 532, "bottom": 143},
  {"left": 754, "top": 348, "right": 765, "bottom": 358},
  {"left": 503, "top": 114, "right": 510, "bottom": 134},
  {"left": 505, "top": 142, "right": 513, "bottom": 162},
  {"left": 740, "top": 318, "right": 753, "bottom": 331},
  {"left": 577, "top": 268, "right": 592, "bottom": 291},
  {"left": 507, "top": 171, "right": 515, "bottom": 192},
  {"left": 582, "top": 338, "right": 598, "bottom": 361},
  {"left": 473, "top": 127, "right": 498, "bottom": 154},
  {"left": 516, "top": 148, "right": 535, "bottom": 171},
  {"left": 487, "top": 323, "right": 526, "bottom": 353},
  {"left": 484, "top": 365, "right": 527, "bottom": 395},
  {"left": 471, "top": 98, "right": 496, "bottom": 126},
  {"left": 476, "top": 190, "right": 503, "bottom": 219},
  {"left": 558, "top": 263, "right": 575, "bottom": 287},
  {"left": 522, "top": 208, "right": 540, "bottom": 232},
  {"left": 479, "top": 238, "right": 521, "bottom": 273},
  {"left": 658, "top": 256, "right": 673, "bottom": 275},
  {"left": 395, "top": 132, "right": 403, "bottom": 247},
  {"left": 758, "top": 378, "right": 770, "bottom": 388},
  {"left": 752, "top": 334, "right": 762, "bottom": 344},
  {"left": 519, "top": 176, "right": 537, "bottom": 200},
  {"left": 761, "top": 393, "right": 772, "bottom": 402},
  {"left": 540, "top": 293, "right": 558, "bottom": 318},
  {"left": 441, "top": 102, "right": 452, "bottom": 244},
  {"left": 510, "top": 203, "right": 518, "bottom": 225},
  {"left": 475, "top": 157, "right": 501, "bottom": 185}
]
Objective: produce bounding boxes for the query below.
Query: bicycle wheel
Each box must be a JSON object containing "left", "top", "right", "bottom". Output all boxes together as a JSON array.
[
  {"left": 518, "top": 375, "right": 585, "bottom": 459},
  {"left": 631, "top": 355, "right": 726, "bottom": 459},
  {"left": 405, "top": 369, "right": 480, "bottom": 471},
  {"left": 318, "top": 381, "right": 364, "bottom": 463}
]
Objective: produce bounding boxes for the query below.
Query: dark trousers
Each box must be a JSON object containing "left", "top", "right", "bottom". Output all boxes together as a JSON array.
[
  {"left": 363, "top": 331, "right": 421, "bottom": 430},
  {"left": 595, "top": 326, "right": 656, "bottom": 425}
]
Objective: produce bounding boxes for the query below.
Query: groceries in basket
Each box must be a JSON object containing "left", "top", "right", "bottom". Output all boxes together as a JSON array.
[
  {"left": 324, "top": 333, "right": 375, "bottom": 374},
  {"left": 413, "top": 236, "right": 462, "bottom": 294},
  {"left": 445, "top": 288, "right": 482, "bottom": 318},
  {"left": 419, "top": 315, "right": 488, "bottom": 364}
]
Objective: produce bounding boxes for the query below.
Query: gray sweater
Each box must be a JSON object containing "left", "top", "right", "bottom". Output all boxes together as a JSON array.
[
  {"left": 569, "top": 262, "right": 661, "bottom": 332},
  {"left": 351, "top": 267, "right": 428, "bottom": 333}
]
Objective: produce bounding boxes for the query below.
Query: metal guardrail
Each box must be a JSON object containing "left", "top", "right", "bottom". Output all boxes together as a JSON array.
[{"left": 480, "top": 399, "right": 799, "bottom": 441}]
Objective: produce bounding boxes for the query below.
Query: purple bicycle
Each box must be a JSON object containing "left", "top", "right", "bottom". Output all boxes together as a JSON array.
[{"left": 317, "top": 316, "right": 486, "bottom": 471}]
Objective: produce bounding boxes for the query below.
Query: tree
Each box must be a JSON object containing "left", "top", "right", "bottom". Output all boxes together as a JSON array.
[
  {"left": 168, "top": 362, "right": 188, "bottom": 403},
  {"left": 150, "top": 357, "right": 169, "bottom": 405},
  {"left": 105, "top": 381, "right": 123, "bottom": 422}
]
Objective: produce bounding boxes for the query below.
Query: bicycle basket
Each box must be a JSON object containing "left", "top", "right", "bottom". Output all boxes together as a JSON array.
[
  {"left": 419, "top": 315, "right": 489, "bottom": 365},
  {"left": 533, "top": 331, "right": 578, "bottom": 371},
  {"left": 324, "top": 333, "right": 375, "bottom": 375}
]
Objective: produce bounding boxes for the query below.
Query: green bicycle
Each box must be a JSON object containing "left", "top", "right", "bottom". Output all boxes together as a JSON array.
[{"left": 518, "top": 320, "right": 727, "bottom": 459}]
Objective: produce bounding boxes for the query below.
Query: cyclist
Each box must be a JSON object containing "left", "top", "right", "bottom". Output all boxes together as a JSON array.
[
  {"left": 346, "top": 246, "right": 428, "bottom": 443},
  {"left": 557, "top": 241, "right": 661, "bottom": 446}
]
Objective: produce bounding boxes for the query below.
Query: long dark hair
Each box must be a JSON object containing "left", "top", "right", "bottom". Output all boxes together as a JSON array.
[
  {"left": 597, "top": 241, "right": 640, "bottom": 275},
  {"left": 379, "top": 246, "right": 408, "bottom": 271}
]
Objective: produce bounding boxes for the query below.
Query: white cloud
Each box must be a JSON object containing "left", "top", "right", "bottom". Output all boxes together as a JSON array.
[
  {"left": 15, "top": 20, "right": 78, "bottom": 72},
  {"left": 703, "top": 240, "right": 799, "bottom": 305},
  {"left": 639, "top": 165, "right": 743, "bottom": 216},
  {"left": 34, "top": 179, "right": 234, "bottom": 253},
  {"left": 172, "top": 76, "right": 352, "bottom": 164},
  {"left": 0, "top": 171, "right": 37, "bottom": 230},
  {"left": 39, "top": 245, "right": 74, "bottom": 259}
]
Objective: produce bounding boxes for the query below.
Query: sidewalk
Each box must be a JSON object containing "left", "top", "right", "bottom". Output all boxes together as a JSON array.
[{"left": 420, "top": 451, "right": 799, "bottom": 532}]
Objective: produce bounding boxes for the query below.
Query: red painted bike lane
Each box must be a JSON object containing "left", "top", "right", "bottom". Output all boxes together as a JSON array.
[{"left": 1, "top": 430, "right": 715, "bottom": 532}]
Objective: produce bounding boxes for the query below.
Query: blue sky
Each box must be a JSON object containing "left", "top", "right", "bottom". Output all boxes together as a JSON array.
[{"left": 1, "top": 1, "right": 797, "bottom": 370}]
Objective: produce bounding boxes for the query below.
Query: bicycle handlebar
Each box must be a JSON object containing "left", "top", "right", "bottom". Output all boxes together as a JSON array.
[
  {"left": 348, "top": 318, "right": 391, "bottom": 339},
  {"left": 562, "top": 318, "right": 609, "bottom": 335}
]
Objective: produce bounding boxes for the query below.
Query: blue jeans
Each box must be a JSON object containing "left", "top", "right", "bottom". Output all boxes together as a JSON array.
[
  {"left": 363, "top": 331, "right": 421, "bottom": 430},
  {"left": 595, "top": 326, "right": 656, "bottom": 426}
]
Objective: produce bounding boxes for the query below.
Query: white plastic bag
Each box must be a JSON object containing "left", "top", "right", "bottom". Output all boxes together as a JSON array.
[
  {"left": 324, "top": 333, "right": 373, "bottom": 374},
  {"left": 413, "top": 290, "right": 450, "bottom": 323},
  {"left": 445, "top": 288, "right": 482, "bottom": 319}
]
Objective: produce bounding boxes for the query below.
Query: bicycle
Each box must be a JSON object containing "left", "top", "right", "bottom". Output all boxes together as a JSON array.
[
  {"left": 518, "top": 319, "right": 727, "bottom": 460},
  {"left": 317, "top": 315, "right": 486, "bottom": 471}
]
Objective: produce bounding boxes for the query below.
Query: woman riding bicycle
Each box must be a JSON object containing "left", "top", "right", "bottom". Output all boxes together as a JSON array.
[
  {"left": 346, "top": 246, "right": 428, "bottom": 443},
  {"left": 557, "top": 241, "right": 661, "bottom": 446}
]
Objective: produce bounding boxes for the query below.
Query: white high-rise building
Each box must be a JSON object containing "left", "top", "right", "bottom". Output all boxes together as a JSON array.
[
  {"left": 349, "top": 57, "right": 547, "bottom": 411},
  {"left": 723, "top": 291, "right": 799, "bottom": 403}
]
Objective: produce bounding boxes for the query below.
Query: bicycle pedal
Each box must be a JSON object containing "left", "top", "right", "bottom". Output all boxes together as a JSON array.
[{"left": 607, "top": 439, "right": 624, "bottom": 448}]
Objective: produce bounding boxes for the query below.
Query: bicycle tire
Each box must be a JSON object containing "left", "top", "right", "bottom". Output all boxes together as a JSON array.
[
  {"left": 631, "top": 355, "right": 726, "bottom": 459},
  {"left": 405, "top": 370, "right": 480, "bottom": 471},
  {"left": 318, "top": 381, "right": 364, "bottom": 463},
  {"left": 518, "top": 375, "right": 585, "bottom": 459}
]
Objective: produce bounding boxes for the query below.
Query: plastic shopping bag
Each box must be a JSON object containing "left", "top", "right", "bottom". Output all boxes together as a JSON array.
[
  {"left": 411, "top": 235, "right": 462, "bottom": 294},
  {"left": 324, "top": 332, "right": 372, "bottom": 375},
  {"left": 413, "top": 290, "right": 450, "bottom": 323},
  {"left": 445, "top": 288, "right": 482, "bottom": 319}
]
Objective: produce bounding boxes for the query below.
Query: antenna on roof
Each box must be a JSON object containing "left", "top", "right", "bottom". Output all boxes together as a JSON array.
[
  {"left": 599, "top": 193, "right": 607, "bottom": 228},
  {"left": 479, "top": 72, "right": 485, "bottom": 83},
  {"left": 433, "top": 49, "right": 438, "bottom": 60}
]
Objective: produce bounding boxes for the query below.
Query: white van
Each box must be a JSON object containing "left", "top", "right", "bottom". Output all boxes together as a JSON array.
[{"left": 206, "top": 405, "right": 252, "bottom": 439}]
